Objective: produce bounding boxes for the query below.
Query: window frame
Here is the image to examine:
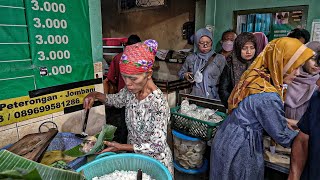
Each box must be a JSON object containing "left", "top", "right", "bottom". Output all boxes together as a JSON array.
[{"left": 233, "top": 5, "right": 308, "bottom": 37}]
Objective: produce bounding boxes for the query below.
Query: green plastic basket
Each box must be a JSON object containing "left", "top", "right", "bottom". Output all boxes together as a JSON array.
[
  {"left": 171, "top": 106, "right": 227, "bottom": 140},
  {"left": 76, "top": 152, "right": 172, "bottom": 180}
]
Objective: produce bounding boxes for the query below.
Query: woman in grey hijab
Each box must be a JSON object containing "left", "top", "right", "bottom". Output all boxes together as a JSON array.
[{"left": 178, "top": 28, "right": 226, "bottom": 99}]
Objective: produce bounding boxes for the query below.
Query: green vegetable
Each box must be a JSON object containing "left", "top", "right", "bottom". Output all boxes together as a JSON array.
[{"left": 49, "top": 160, "right": 72, "bottom": 170}]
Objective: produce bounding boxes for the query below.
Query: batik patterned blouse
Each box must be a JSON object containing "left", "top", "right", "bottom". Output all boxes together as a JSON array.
[{"left": 105, "top": 88, "right": 174, "bottom": 175}]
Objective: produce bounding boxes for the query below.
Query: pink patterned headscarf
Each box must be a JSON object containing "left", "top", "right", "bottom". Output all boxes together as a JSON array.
[
  {"left": 119, "top": 39, "right": 158, "bottom": 75},
  {"left": 253, "top": 32, "right": 268, "bottom": 55}
]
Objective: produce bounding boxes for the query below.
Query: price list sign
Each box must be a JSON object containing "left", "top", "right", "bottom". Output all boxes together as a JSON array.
[
  {"left": 25, "top": 0, "right": 94, "bottom": 88},
  {"left": 0, "top": 0, "right": 34, "bottom": 100},
  {"left": 0, "top": 0, "right": 101, "bottom": 125}
]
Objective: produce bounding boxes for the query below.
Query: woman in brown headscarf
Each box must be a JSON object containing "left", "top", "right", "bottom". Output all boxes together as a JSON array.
[
  {"left": 210, "top": 37, "right": 314, "bottom": 180},
  {"left": 218, "top": 32, "right": 257, "bottom": 108}
]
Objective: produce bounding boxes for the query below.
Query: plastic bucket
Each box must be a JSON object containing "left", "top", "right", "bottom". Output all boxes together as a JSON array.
[
  {"left": 172, "top": 130, "right": 207, "bottom": 171},
  {"left": 76, "top": 152, "right": 172, "bottom": 180}
]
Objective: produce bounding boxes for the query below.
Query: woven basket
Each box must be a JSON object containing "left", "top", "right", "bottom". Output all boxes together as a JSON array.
[{"left": 171, "top": 106, "right": 227, "bottom": 140}]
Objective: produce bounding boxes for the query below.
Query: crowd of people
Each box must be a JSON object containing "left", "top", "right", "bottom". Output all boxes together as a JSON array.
[{"left": 83, "top": 28, "right": 319, "bottom": 179}]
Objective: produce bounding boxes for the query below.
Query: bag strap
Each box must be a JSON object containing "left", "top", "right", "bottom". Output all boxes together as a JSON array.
[{"left": 199, "top": 53, "right": 217, "bottom": 73}]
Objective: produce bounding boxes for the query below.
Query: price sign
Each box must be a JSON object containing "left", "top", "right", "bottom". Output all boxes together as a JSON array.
[
  {"left": 25, "top": 0, "right": 94, "bottom": 88},
  {"left": 0, "top": 0, "right": 102, "bottom": 125}
]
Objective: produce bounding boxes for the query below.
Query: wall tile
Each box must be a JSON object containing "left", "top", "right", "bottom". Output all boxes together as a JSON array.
[
  {"left": 16, "top": 114, "right": 52, "bottom": 127},
  {"left": 52, "top": 111, "right": 64, "bottom": 118},
  {"left": 0, "top": 123, "right": 16, "bottom": 132},
  {"left": 52, "top": 110, "right": 82, "bottom": 134},
  {"left": 84, "top": 105, "right": 106, "bottom": 136},
  {"left": 0, "top": 128, "right": 19, "bottom": 148},
  {"left": 17, "top": 119, "right": 51, "bottom": 139}
]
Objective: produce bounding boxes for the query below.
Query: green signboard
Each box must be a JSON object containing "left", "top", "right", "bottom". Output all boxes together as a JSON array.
[
  {"left": 25, "top": 0, "right": 93, "bottom": 88},
  {"left": 0, "top": 0, "right": 97, "bottom": 100},
  {"left": 0, "top": 0, "right": 102, "bottom": 125}
]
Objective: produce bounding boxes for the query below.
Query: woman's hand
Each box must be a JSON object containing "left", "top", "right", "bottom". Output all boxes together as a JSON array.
[
  {"left": 184, "top": 72, "right": 195, "bottom": 83},
  {"left": 83, "top": 91, "right": 106, "bottom": 110},
  {"left": 83, "top": 92, "right": 96, "bottom": 110},
  {"left": 99, "top": 141, "right": 123, "bottom": 153},
  {"left": 286, "top": 118, "right": 299, "bottom": 130},
  {"left": 98, "top": 141, "right": 134, "bottom": 153}
]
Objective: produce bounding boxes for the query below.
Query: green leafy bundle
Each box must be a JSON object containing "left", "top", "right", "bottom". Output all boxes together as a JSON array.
[{"left": 63, "top": 124, "right": 117, "bottom": 157}]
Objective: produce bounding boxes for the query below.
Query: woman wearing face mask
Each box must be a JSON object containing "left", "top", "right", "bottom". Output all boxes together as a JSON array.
[
  {"left": 218, "top": 32, "right": 257, "bottom": 108},
  {"left": 83, "top": 40, "right": 174, "bottom": 176},
  {"left": 210, "top": 37, "right": 314, "bottom": 180},
  {"left": 178, "top": 28, "right": 226, "bottom": 99},
  {"left": 219, "top": 29, "right": 237, "bottom": 59}
]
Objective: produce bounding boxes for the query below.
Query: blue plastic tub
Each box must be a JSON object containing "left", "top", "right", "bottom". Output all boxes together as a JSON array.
[
  {"left": 172, "top": 130, "right": 207, "bottom": 173},
  {"left": 172, "top": 130, "right": 202, "bottom": 141},
  {"left": 174, "top": 159, "right": 208, "bottom": 174},
  {"left": 77, "top": 152, "right": 172, "bottom": 180}
]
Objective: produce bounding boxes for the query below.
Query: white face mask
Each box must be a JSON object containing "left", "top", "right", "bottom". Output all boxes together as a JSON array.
[
  {"left": 222, "top": 40, "right": 234, "bottom": 52},
  {"left": 194, "top": 70, "right": 203, "bottom": 83}
]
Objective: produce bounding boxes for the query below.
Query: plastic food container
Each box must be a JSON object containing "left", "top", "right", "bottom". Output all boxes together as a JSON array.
[
  {"left": 76, "top": 152, "right": 172, "bottom": 180},
  {"left": 172, "top": 130, "right": 206, "bottom": 170}
]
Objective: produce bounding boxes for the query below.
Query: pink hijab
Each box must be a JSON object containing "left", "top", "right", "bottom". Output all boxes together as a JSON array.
[
  {"left": 253, "top": 32, "right": 268, "bottom": 55},
  {"left": 285, "top": 41, "right": 320, "bottom": 120}
]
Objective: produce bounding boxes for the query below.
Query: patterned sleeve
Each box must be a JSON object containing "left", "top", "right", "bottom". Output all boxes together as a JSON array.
[
  {"left": 133, "top": 95, "right": 170, "bottom": 154},
  {"left": 105, "top": 88, "right": 128, "bottom": 108}
]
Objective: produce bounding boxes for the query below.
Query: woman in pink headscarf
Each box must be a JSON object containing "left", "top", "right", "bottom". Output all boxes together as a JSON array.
[
  {"left": 285, "top": 41, "right": 320, "bottom": 120},
  {"left": 253, "top": 32, "right": 268, "bottom": 55},
  {"left": 83, "top": 40, "right": 174, "bottom": 175}
]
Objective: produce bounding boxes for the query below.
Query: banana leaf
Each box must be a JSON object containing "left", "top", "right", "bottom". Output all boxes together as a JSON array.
[
  {"left": 63, "top": 124, "right": 117, "bottom": 157},
  {"left": 0, "top": 168, "right": 42, "bottom": 180},
  {"left": 0, "top": 150, "right": 84, "bottom": 180}
]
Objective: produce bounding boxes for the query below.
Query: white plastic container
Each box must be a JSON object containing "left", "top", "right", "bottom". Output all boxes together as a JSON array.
[{"left": 172, "top": 130, "right": 206, "bottom": 169}]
